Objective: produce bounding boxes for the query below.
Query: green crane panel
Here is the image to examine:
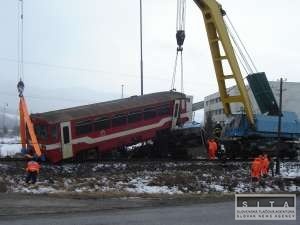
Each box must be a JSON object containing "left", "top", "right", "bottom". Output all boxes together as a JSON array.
[{"left": 246, "top": 72, "right": 279, "bottom": 116}]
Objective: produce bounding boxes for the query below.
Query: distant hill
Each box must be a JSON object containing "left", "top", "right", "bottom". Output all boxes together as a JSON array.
[
  {"left": 2, "top": 85, "right": 121, "bottom": 110},
  {"left": 1, "top": 86, "right": 121, "bottom": 130},
  {"left": 0, "top": 112, "right": 18, "bottom": 129}
]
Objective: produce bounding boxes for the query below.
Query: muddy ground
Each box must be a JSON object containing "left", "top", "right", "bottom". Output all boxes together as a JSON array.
[
  {"left": 0, "top": 160, "right": 299, "bottom": 196},
  {"left": 0, "top": 159, "right": 299, "bottom": 218}
]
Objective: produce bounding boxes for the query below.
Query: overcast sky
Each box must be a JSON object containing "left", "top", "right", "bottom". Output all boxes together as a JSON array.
[{"left": 0, "top": 0, "right": 299, "bottom": 115}]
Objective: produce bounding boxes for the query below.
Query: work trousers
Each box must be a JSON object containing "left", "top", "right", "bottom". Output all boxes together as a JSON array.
[{"left": 26, "top": 171, "right": 38, "bottom": 184}]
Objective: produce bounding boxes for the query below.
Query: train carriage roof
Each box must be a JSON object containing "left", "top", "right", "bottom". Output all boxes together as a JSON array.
[{"left": 30, "top": 91, "right": 186, "bottom": 124}]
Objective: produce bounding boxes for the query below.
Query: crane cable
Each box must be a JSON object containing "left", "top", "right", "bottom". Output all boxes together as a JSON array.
[
  {"left": 223, "top": 14, "right": 258, "bottom": 75},
  {"left": 225, "top": 15, "right": 258, "bottom": 73},
  {"left": 222, "top": 13, "right": 262, "bottom": 97},
  {"left": 170, "top": 0, "right": 186, "bottom": 93},
  {"left": 171, "top": 50, "right": 179, "bottom": 90},
  {"left": 17, "top": 0, "right": 25, "bottom": 97},
  {"left": 17, "top": 0, "right": 20, "bottom": 81},
  {"left": 226, "top": 24, "right": 253, "bottom": 74}
]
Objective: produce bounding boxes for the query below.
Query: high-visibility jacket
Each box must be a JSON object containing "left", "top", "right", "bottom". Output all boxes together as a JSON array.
[
  {"left": 208, "top": 141, "right": 218, "bottom": 160},
  {"left": 261, "top": 157, "right": 270, "bottom": 175},
  {"left": 208, "top": 141, "right": 218, "bottom": 154},
  {"left": 251, "top": 158, "right": 261, "bottom": 179},
  {"left": 26, "top": 161, "right": 40, "bottom": 173}
]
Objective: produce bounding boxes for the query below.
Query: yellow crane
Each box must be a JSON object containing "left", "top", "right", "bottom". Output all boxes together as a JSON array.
[{"left": 192, "top": 0, "right": 255, "bottom": 126}]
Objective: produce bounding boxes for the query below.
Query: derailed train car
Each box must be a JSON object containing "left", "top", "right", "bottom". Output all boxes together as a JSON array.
[{"left": 29, "top": 91, "right": 192, "bottom": 163}]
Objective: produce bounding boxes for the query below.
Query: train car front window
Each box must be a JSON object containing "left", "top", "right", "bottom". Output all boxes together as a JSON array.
[{"left": 174, "top": 104, "right": 179, "bottom": 118}]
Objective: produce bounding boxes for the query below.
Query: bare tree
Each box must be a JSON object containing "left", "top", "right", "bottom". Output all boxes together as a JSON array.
[
  {"left": 12, "top": 125, "right": 19, "bottom": 136},
  {"left": 2, "top": 126, "right": 8, "bottom": 136}
]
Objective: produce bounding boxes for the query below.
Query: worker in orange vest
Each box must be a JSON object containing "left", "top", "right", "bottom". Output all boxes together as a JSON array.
[
  {"left": 25, "top": 158, "right": 41, "bottom": 184},
  {"left": 251, "top": 156, "right": 262, "bottom": 182},
  {"left": 207, "top": 139, "right": 212, "bottom": 160},
  {"left": 261, "top": 154, "right": 270, "bottom": 177},
  {"left": 258, "top": 154, "right": 264, "bottom": 176},
  {"left": 207, "top": 138, "right": 218, "bottom": 160}
]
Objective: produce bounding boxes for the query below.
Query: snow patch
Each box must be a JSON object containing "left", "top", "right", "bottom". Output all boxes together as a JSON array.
[
  {"left": 13, "top": 186, "right": 60, "bottom": 194},
  {"left": 213, "top": 184, "right": 225, "bottom": 192},
  {"left": 280, "top": 162, "right": 300, "bottom": 178},
  {"left": 92, "top": 163, "right": 127, "bottom": 172},
  {"left": 0, "top": 136, "right": 21, "bottom": 156},
  {"left": 125, "top": 177, "right": 182, "bottom": 194}
]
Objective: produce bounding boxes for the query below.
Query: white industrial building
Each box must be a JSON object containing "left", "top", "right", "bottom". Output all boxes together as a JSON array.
[{"left": 204, "top": 81, "right": 300, "bottom": 125}]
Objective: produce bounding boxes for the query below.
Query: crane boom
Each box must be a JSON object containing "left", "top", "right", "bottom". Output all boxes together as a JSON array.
[
  {"left": 192, "top": 0, "right": 255, "bottom": 126},
  {"left": 19, "top": 97, "right": 42, "bottom": 157},
  {"left": 18, "top": 81, "right": 42, "bottom": 158}
]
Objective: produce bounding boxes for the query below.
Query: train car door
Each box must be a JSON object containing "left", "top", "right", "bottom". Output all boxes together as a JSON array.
[
  {"left": 60, "top": 122, "right": 73, "bottom": 159},
  {"left": 171, "top": 100, "right": 180, "bottom": 129}
]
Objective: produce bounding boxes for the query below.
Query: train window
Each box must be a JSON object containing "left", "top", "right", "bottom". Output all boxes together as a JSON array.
[
  {"left": 63, "top": 126, "right": 70, "bottom": 144},
  {"left": 50, "top": 125, "right": 58, "bottom": 139},
  {"left": 128, "top": 111, "right": 142, "bottom": 123},
  {"left": 112, "top": 114, "right": 127, "bottom": 127},
  {"left": 174, "top": 103, "right": 179, "bottom": 118},
  {"left": 75, "top": 120, "right": 93, "bottom": 135},
  {"left": 157, "top": 105, "right": 170, "bottom": 116},
  {"left": 94, "top": 117, "right": 110, "bottom": 130},
  {"left": 144, "top": 108, "right": 156, "bottom": 120},
  {"left": 34, "top": 124, "right": 48, "bottom": 139}
]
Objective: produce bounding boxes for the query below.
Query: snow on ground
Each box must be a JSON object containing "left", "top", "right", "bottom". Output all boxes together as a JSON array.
[
  {"left": 181, "top": 121, "right": 202, "bottom": 128},
  {"left": 0, "top": 136, "right": 21, "bottom": 156},
  {"left": 125, "top": 177, "right": 182, "bottom": 195},
  {"left": 13, "top": 185, "right": 60, "bottom": 194},
  {"left": 0, "top": 160, "right": 299, "bottom": 195},
  {"left": 280, "top": 162, "right": 300, "bottom": 178}
]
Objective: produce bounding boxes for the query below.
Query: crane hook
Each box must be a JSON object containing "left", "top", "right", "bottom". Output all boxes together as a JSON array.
[
  {"left": 17, "top": 80, "right": 25, "bottom": 97},
  {"left": 176, "top": 30, "right": 185, "bottom": 52}
]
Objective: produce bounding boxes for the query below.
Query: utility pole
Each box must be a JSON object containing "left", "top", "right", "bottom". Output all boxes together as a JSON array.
[
  {"left": 275, "top": 78, "right": 283, "bottom": 175},
  {"left": 277, "top": 78, "right": 283, "bottom": 139},
  {"left": 2, "top": 103, "right": 8, "bottom": 135},
  {"left": 139, "top": 0, "right": 144, "bottom": 95}
]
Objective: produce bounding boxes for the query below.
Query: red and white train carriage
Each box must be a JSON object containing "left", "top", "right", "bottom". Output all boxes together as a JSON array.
[{"left": 29, "top": 91, "right": 191, "bottom": 163}]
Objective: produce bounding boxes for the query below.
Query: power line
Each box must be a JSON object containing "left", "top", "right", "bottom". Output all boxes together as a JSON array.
[
  {"left": 0, "top": 90, "right": 94, "bottom": 104},
  {"left": 0, "top": 56, "right": 174, "bottom": 82},
  {"left": 0, "top": 56, "right": 139, "bottom": 78},
  {"left": 0, "top": 57, "right": 217, "bottom": 87}
]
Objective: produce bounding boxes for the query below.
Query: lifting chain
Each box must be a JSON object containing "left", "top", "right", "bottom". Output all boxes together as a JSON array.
[{"left": 171, "top": 0, "right": 186, "bottom": 93}]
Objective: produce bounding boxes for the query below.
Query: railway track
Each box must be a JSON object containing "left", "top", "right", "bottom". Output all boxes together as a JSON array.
[{"left": 0, "top": 156, "right": 298, "bottom": 164}]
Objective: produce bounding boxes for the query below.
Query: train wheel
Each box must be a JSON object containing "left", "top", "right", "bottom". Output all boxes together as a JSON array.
[{"left": 118, "top": 146, "right": 128, "bottom": 159}]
